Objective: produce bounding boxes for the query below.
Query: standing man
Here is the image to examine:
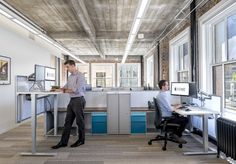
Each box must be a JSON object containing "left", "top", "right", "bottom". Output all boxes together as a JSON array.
[
  {"left": 157, "top": 80, "right": 188, "bottom": 144},
  {"left": 52, "top": 60, "right": 86, "bottom": 149}
]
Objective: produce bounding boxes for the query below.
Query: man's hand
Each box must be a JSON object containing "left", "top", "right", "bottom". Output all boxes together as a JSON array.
[
  {"left": 172, "top": 104, "right": 182, "bottom": 111},
  {"left": 63, "top": 88, "right": 74, "bottom": 93},
  {"left": 50, "top": 88, "right": 63, "bottom": 92}
]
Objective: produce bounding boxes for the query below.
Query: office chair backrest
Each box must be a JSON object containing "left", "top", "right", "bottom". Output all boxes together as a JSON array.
[{"left": 153, "top": 97, "right": 163, "bottom": 128}]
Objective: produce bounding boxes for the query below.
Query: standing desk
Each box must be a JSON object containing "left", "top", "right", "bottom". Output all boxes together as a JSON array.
[
  {"left": 17, "top": 91, "right": 62, "bottom": 156},
  {"left": 175, "top": 106, "right": 219, "bottom": 155}
]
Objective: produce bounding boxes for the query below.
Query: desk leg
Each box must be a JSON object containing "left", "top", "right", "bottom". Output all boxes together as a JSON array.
[
  {"left": 203, "top": 115, "right": 208, "bottom": 152},
  {"left": 184, "top": 115, "right": 217, "bottom": 155},
  {"left": 21, "top": 94, "right": 56, "bottom": 156},
  {"left": 54, "top": 95, "right": 58, "bottom": 136}
]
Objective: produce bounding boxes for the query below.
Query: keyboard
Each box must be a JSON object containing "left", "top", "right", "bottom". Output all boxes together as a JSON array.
[
  {"left": 177, "top": 106, "right": 191, "bottom": 111},
  {"left": 178, "top": 106, "right": 187, "bottom": 109}
]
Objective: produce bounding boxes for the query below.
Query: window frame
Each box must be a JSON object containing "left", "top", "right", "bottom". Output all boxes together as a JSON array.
[
  {"left": 199, "top": 0, "right": 236, "bottom": 113},
  {"left": 117, "top": 63, "right": 141, "bottom": 88},
  {"left": 169, "top": 27, "right": 191, "bottom": 82},
  {"left": 91, "top": 63, "right": 115, "bottom": 88}
]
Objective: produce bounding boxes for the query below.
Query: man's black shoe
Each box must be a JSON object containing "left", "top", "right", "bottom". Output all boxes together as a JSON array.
[
  {"left": 70, "top": 140, "right": 85, "bottom": 148},
  {"left": 51, "top": 142, "right": 67, "bottom": 149}
]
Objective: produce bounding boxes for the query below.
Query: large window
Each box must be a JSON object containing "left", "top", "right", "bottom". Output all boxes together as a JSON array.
[
  {"left": 117, "top": 63, "right": 141, "bottom": 87},
  {"left": 146, "top": 56, "right": 154, "bottom": 87},
  {"left": 224, "top": 63, "right": 236, "bottom": 110},
  {"left": 228, "top": 14, "right": 236, "bottom": 60},
  {"left": 169, "top": 27, "right": 190, "bottom": 82},
  {"left": 91, "top": 63, "right": 115, "bottom": 88},
  {"left": 212, "top": 13, "right": 236, "bottom": 111},
  {"left": 199, "top": 0, "right": 236, "bottom": 112},
  {"left": 177, "top": 42, "right": 189, "bottom": 82}
]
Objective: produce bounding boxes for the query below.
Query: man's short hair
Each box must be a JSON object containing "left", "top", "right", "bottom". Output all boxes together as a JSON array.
[
  {"left": 158, "top": 80, "right": 167, "bottom": 89},
  {"left": 64, "top": 60, "right": 75, "bottom": 66}
]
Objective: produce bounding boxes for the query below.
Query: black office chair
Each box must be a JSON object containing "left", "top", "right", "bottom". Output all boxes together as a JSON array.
[{"left": 148, "top": 97, "right": 183, "bottom": 151}]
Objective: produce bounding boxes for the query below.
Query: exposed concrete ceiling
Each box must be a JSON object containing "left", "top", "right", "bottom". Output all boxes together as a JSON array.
[{"left": 4, "top": 0, "right": 191, "bottom": 59}]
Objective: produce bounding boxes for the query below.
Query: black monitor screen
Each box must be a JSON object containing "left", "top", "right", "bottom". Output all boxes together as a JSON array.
[
  {"left": 189, "top": 82, "right": 198, "bottom": 98},
  {"left": 35, "top": 65, "right": 45, "bottom": 81},
  {"left": 171, "top": 82, "right": 189, "bottom": 96}
]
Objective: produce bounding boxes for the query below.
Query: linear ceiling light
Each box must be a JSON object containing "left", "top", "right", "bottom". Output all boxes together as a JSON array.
[
  {"left": 0, "top": 8, "right": 13, "bottom": 18},
  {"left": 67, "top": 51, "right": 86, "bottom": 64},
  {"left": 0, "top": 3, "right": 86, "bottom": 64},
  {"left": 12, "top": 18, "right": 38, "bottom": 35},
  {"left": 127, "top": 34, "right": 136, "bottom": 44},
  {"left": 131, "top": 19, "right": 141, "bottom": 35},
  {"left": 38, "top": 34, "right": 53, "bottom": 44},
  {"left": 136, "top": 0, "right": 149, "bottom": 18},
  {"left": 121, "top": 0, "right": 150, "bottom": 64}
]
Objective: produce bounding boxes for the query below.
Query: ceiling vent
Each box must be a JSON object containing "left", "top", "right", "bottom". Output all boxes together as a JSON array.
[{"left": 138, "top": 33, "right": 144, "bottom": 39}]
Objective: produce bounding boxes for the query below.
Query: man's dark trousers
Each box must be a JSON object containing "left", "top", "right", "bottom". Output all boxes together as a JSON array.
[{"left": 60, "top": 96, "right": 86, "bottom": 144}]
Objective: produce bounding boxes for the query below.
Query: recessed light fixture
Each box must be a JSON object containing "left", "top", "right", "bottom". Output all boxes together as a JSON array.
[
  {"left": 138, "top": 33, "right": 144, "bottom": 39},
  {"left": 121, "top": 0, "right": 151, "bottom": 64}
]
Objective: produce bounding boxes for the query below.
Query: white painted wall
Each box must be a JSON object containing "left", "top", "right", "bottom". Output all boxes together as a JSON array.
[{"left": 0, "top": 15, "right": 61, "bottom": 134}]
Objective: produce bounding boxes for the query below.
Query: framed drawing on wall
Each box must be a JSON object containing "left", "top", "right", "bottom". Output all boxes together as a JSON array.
[{"left": 0, "top": 55, "right": 11, "bottom": 85}]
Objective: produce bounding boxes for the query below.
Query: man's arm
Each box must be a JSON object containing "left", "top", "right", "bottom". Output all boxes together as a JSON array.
[{"left": 64, "top": 73, "right": 86, "bottom": 94}]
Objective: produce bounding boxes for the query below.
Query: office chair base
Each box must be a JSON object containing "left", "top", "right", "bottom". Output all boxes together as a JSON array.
[{"left": 148, "top": 135, "right": 183, "bottom": 150}]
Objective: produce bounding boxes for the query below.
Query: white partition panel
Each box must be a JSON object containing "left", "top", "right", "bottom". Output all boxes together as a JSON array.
[
  {"left": 131, "top": 91, "right": 181, "bottom": 107},
  {"left": 131, "top": 91, "right": 158, "bottom": 107},
  {"left": 107, "top": 92, "right": 119, "bottom": 134},
  {"left": 58, "top": 92, "right": 107, "bottom": 108},
  {"left": 84, "top": 92, "right": 107, "bottom": 108},
  {"left": 119, "top": 92, "right": 131, "bottom": 134}
]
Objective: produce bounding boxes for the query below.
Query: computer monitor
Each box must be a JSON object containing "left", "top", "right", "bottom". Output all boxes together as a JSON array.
[
  {"left": 44, "top": 67, "right": 55, "bottom": 81},
  {"left": 34, "top": 65, "right": 55, "bottom": 81},
  {"left": 189, "top": 82, "right": 198, "bottom": 98},
  {"left": 171, "top": 82, "right": 189, "bottom": 96},
  {"left": 171, "top": 82, "right": 198, "bottom": 98},
  {"left": 35, "top": 65, "right": 45, "bottom": 81}
]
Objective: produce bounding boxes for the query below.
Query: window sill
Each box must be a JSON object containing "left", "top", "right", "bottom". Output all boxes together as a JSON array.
[{"left": 222, "top": 111, "right": 236, "bottom": 121}]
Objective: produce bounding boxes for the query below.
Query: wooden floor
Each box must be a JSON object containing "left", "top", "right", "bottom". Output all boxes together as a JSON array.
[{"left": 0, "top": 116, "right": 228, "bottom": 164}]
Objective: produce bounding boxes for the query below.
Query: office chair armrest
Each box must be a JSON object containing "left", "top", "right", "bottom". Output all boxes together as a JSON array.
[
  {"left": 166, "top": 123, "right": 180, "bottom": 128},
  {"left": 162, "top": 119, "right": 180, "bottom": 130},
  {"left": 162, "top": 116, "right": 175, "bottom": 121}
]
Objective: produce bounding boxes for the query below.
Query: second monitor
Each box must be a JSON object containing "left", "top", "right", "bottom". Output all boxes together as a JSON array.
[{"left": 171, "top": 82, "right": 197, "bottom": 98}]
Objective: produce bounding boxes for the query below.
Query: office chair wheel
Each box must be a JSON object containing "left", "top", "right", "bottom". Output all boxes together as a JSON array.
[
  {"left": 162, "top": 146, "right": 166, "bottom": 151},
  {"left": 178, "top": 144, "right": 182, "bottom": 148},
  {"left": 148, "top": 141, "right": 152, "bottom": 145}
]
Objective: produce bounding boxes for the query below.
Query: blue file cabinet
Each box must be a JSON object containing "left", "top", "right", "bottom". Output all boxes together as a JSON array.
[
  {"left": 131, "top": 112, "right": 146, "bottom": 134},
  {"left": 92, "top": 112, "right": 107, "bottom": 134}
]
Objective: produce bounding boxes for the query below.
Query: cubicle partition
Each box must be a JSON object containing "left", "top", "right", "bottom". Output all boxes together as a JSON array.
[{"left": 52, "top": 90, "right": 181, "bottom": 135}]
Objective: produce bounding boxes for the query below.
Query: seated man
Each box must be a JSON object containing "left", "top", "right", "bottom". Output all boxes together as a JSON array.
[{"left": 156, "top": 80, "right": 188, "bottom": 143}]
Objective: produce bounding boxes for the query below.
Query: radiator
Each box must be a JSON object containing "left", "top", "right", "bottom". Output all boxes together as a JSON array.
[{"left": 217, "top": 117, "right": 236, "bottom": 160}]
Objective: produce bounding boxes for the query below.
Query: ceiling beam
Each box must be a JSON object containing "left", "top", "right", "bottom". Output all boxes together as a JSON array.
[
  {"left": 49, "top": 31, "right": 87, "bottom": 40},
  {"left": 49, "top": 31, "right": 155, "bottom": 41},
  {"left": 68, "top": 0, "right": 105, "bottom": 58}
]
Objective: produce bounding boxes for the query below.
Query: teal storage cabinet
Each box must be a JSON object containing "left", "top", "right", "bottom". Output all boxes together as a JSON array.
[
  {"left": 131, "top": 112, "right": 146, "bottom": 133},
  {"left": 92, "top": 112, "right": 107, "bottom": 134}
]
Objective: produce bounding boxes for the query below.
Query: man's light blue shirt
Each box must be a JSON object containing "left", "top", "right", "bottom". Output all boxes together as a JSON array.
[
  {"left": 156, "top": 91, "right": 172, "bottom": 117},
  {"left": 63, "top": 71, "right": 86, "bottom": 98}
]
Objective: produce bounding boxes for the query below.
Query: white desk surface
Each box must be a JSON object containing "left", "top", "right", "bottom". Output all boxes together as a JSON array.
[
  {"left": 17, "top": 91, "right": 63, "bottom": 95},
  {"left": 175, "top": 106, "right": 219, "bottom": 116}
]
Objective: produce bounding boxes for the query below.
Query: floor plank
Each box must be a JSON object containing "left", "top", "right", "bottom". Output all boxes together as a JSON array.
[{"left": 0, "top": 116, "right": 229, "bottom": 164}]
